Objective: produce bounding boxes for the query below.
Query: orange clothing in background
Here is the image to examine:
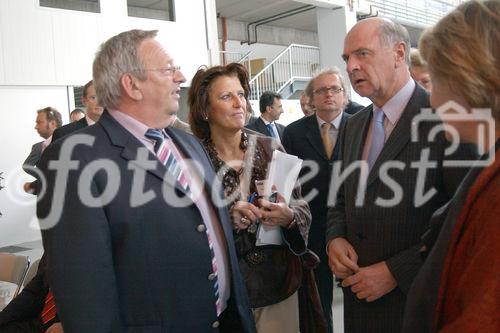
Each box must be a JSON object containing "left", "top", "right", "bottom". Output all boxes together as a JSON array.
[{"left": 434, "top": 150, "right": 500, "bottom": 332}]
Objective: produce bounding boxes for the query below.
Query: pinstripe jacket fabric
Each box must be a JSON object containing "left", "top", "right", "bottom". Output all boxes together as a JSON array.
[{"left": 326, "top": 84, "right": 475, "bottom": 333}]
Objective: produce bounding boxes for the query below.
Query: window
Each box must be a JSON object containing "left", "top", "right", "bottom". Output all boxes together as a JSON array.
[
  {"left": 73, "top": 85, "right": 85, "bottom": 108},
  {"left": 127, "top": 0, "right": 175, "bottom": 21},
  {"left": 40, "top": 0, "right": 100, "bottom": 13}
]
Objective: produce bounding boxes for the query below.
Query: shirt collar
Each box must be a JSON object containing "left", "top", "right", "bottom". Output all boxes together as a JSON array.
[
  {"left": 376, "top": 79, "right": 415, "bottom": 125},
  {"left": 41, "top": 136, "right": 52, "bottom": 152},
  {"left": 316, "top": 111, "right": 344, "bottom": 130},
  {"left": 85, "top": 115, "right": 96, "bottom": 126},
  {"left": 108, "top": 110, "right": 159, "bottom": 148},
  {"left": 260, "top": 116, "right": 273, "bottom": 126}
]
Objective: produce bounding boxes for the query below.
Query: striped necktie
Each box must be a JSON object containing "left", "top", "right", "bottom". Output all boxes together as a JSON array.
[
  {"left": 41, "top": 289, "right": 57, "bottom": 326},
  {"left": 145, "top": 129, "right": 190, "bottom": 195},
  {"left": 144, "top": 128, "right": 221, "bottom": 315}
]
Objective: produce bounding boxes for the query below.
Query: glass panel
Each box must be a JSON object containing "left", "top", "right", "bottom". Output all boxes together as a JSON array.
[
  {"left": 127, "top": 0, "right": 175, "bottom": 21},
  {"left": 40, "top": 0, "right": 100, "bottom": 13}
]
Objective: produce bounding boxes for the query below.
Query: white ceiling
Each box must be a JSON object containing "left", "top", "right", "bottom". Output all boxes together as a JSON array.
[
  {"left": 216, "top": 0, "right": 429, "bottom": 46},
  {"left": 216, "top": 0, "right": 319, "bottom": 32}
]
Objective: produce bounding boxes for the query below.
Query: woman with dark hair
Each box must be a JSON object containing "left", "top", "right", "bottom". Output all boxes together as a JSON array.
[
  {"left": 403, "top": 1, "right": 500, "bottom": 332},
  {"left": 188, "top": 63, "right": 315, "bottom": 332}
]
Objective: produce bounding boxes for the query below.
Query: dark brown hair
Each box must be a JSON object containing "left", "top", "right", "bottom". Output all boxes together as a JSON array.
[
  {"left": 188, "top": 63, "right": 250, "bottom": 139},
  {"left": 37, "top": 106, "right": 62, "bottom": 128},
  {"left": 82, "top": 80, "right": 94, "bottom": 98}
]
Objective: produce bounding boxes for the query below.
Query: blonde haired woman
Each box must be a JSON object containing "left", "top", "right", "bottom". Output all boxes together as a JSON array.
[{"left": 403, "top": 1, "right": 500, "bottom": 332}]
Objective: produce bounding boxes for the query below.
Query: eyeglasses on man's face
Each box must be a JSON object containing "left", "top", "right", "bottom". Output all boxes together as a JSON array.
[
  {"left": 132, "top": 65, "right": 181, "bottom": 76},
  {"left": 313, "top": 86, "right": 344, "bottom": 95}
]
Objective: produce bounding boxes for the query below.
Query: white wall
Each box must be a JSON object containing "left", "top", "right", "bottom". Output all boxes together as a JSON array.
[
  {"left": 0, "top": 86, "right": 70, "bottom": 247},
  {"left": 0, "top": 0, "right": 219, "bottom": 247},
  {"left": 0, "top": 0, "right": 217, "bottom": 86}
]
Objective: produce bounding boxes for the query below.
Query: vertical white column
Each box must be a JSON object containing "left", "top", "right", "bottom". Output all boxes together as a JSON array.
[
  {"left": 317, "top": 6, "right": 357, "bottom": 332},
  {"left": 316, "top": 7, "right": 369, "bottom": 106},
  {"left": 203, "top": 0, "right": 220, "bottom": 66},
  {"left": 317, "top": 7, "right": 355, "bottom": 70}
]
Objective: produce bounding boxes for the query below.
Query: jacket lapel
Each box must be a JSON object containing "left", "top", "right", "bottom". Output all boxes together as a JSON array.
[
  {"left": 79, "top": 117, "right": 89, "bottom": 128},
  {"left": 304, "top": 116, "right": 329, "bottom": 161},
  {"left": 332, "top": 113, "right": 351, "bottom": 161},
  {"left": 99, "top": 111, "right": 186, "bottom": 194},
  {"left": 120, "top": 136, "right": 173, "bottom": 185},
  {"left": 256, "top": 118, "right": 272, "bottom": 137},
  {"left": 347, "top": 108, "right": 372, "bottom": 165},
  {"left": 367, "top": 85, "right": 429, "bottom": 185},
  {"left": 276, "top": 123, "right": 285, "bottom": 141},
  {"left": 167, "top": 129, "right": 237, "bottom": 243}
]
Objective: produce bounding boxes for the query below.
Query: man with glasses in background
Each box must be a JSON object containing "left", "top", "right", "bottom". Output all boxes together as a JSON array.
[
  {"left": 52, "top": 80, "right": 103, "bottom": 142},
  {"left": 282, "top": 67, "right": 351, "bottom": 333}
]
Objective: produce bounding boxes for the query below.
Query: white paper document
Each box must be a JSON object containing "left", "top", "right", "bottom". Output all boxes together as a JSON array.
[
  {"left": 264, "top": 150, "right": 303, "bottom": 204},
  {"left": 256, "top": 150, "right": 303, "bottom": 246}
]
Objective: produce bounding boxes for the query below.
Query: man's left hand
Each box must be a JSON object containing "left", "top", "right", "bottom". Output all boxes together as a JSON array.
[
  {"left": 46, "top": 323, "right": 64, "bottom": 333},
  {"left": 341, "top": 261, "right": 397, "bottom": 302}
]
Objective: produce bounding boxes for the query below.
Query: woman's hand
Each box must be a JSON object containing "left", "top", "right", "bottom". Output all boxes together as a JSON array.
[
  {"left": 230, "top": 200, "right": 262, "bottom": 230},
  {"left": 258, "top": 191, "right": 294, "bottom": 228}
]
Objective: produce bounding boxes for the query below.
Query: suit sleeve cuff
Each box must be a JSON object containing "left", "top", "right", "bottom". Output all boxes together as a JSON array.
[{"left": 385, "top": 244, "right": 424, "bottom": 294}]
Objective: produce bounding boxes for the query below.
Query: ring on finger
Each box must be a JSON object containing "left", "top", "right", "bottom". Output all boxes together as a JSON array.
[{"left": 240, "top": 216, "right": 249, "bottom": 224}]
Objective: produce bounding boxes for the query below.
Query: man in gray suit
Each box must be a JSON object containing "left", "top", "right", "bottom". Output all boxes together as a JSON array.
[
  {"left": 23, "top": 107, "right": 63, "bottom": 177},
  {"left": 326, "top": 18, "right": 474, "bottom": 332},
  {"left": 22, "top": 107, "right": 62, "bottom": 193}
]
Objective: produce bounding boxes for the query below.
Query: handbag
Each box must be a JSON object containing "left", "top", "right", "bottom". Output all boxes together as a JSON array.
[
  {"left": 298, "top": 250, "right": 328, "bottom": 333},
  {"left": 238, "top": 244, "right": 302, "bottom": 308}
]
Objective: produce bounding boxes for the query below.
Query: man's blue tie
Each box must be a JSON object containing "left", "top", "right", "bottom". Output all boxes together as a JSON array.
[
  {"left": 266, "top": 123, "right": 277, "bottom": 138},
  {"left": 367, "top": 109, "right": 385, "bottom": 171}
]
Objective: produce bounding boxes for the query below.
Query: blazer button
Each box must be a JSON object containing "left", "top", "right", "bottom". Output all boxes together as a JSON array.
[
  {"left": 208, "top": 272, "right": 216, "bottom": 281},
  {"left": 197, "top": 224, "right": 207, "bottom": 232},
  {"left": 212, "top": 321, "right": 220, "bottom": 328}
]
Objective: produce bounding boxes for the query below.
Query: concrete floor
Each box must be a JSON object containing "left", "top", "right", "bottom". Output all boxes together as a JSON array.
[{"left": 0, "top": 239, "right": 345, "bottom": 331}]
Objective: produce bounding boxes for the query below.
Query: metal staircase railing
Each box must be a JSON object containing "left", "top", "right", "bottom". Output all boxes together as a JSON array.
[
  {"left": 219, "top": 50, "right": 252, "bottom": 75},
  {"left": 249, "top": 44, "right": 320, "bottom": 100}
]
